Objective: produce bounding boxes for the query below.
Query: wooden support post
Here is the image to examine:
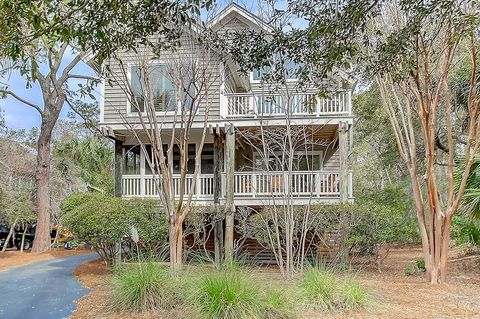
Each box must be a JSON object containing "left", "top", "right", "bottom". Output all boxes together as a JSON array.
[
  {"left": 114, "top": 139, "right": 123, "bottom": 198},
  {"left": 224, "top": 124, "right": 235, "bottom": 266},
  {"left": 213, "top": 131, "right": 224, "bottom": 269},
  {"left": 338, "top": 122, "right": 349, "bottom": 202},
  {"left": 114, "top": 139, "right": 123, "bottom": 264}
]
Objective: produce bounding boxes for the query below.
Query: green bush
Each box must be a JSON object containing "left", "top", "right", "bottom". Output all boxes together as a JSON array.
[
  {"left": 404, "top": 263, "right": 415, "bottom": 276},
  {"left": 111, "top": 262, "right": 181, "bottom": 313},
  {"left": 299, "top": 268, "right": 367, "bottom": 311},
  {"left": 415, "top": 258, "right": 426, "bottom": 272},
  {"left": 61, "top": 192, "right": 168, "bottom": 264},
  {"left": 451, "top": 215, "right": 480, "bottom": 246},
  {"left": 242, "top": 201, "right": 418, "bottom": 270}
]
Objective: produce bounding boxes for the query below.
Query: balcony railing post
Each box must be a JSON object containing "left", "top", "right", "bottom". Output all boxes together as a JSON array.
[
  {"left": 196, "top": 174, "right": 201, "bottom": 199},
  {"left": 249, "top": 95, "right": 255, "bottom": 116},
  {"left": 315, "top": 172, "right": 321, "bottom": 197},
  {"left": 252, "top": 172, "right": 256, "bottom": 198}
]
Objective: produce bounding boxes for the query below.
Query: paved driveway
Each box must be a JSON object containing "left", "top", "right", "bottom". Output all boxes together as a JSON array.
[{"left": 0, "top": 253, "right": 98, "bottom": 319}]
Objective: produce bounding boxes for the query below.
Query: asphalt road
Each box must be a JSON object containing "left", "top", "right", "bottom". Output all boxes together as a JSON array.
[{"left": 0, "top": 253, "right": 98, "bottom": 319}]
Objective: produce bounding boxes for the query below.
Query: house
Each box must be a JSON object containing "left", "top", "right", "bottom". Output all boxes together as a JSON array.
[{"left": 99, "top": 4, "right": 354, "bottom": 208}]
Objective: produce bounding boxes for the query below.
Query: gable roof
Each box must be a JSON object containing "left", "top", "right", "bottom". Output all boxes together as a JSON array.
[{"left": 207, "top": 3, "right": 273, "bottom": 33}]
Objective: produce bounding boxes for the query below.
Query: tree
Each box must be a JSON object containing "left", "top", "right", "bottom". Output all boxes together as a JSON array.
[
  {"left": 0, "top": 0, "right": 207, "bottom": 252},
  {"left": 55, "top": 135, "right": 113, "bottom": 194},
  {"left": 212, "top": 0, "right": 479, "bottom": 283},
  {"left": 110, "top": 28, "right": 222, "bottom": 270}
]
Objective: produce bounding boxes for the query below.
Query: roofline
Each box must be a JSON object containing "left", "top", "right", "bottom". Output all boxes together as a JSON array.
[{"left": 207, "top": 3, "right": 274, "bottom": 33}]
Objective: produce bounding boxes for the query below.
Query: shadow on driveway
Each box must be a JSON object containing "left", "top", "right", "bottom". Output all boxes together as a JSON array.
[{"left": 0, "top": 252, "right": 98, "bottom": 319}]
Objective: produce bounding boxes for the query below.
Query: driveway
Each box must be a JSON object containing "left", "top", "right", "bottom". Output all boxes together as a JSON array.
[{"left": 0, "top": 252, "right": 98, "bottom": 319}]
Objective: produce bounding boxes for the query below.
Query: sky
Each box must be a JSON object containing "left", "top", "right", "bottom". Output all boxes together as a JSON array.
[{"left": 1, "top": 60, "right": 98, "bottom": 131}]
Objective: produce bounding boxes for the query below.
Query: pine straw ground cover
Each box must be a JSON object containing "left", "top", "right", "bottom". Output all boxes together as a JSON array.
[{"left": 72, "top": 247, "right": 480, "bottom": 319}]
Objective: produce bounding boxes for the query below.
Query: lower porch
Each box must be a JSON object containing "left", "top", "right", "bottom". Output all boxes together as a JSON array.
[{"left": 122, "top": 170, "right": 353, "bottom": 205}]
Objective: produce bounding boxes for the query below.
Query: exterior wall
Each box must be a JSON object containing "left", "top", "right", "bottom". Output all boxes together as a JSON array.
[{"left": 102, "top": 33, "right": 223, "bottom": 126}]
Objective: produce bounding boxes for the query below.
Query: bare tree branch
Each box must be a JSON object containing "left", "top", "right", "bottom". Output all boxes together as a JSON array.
[{"left": 1, "top": 90, "right": 43, "bottom": 114}]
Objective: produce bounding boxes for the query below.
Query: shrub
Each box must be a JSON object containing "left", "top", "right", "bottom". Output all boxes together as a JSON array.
[
  {"left": 299, "top": 268, "right": 338, "bottom": 310},
  {"left": 404, "top": 263, "right": 415, "bottom": 276},
  {"left": 61, "top": 193, "right": 168, "bottom": 264},
  {"left": 111, "top": 262, "right": 181, "bottom": 313},
  {"left": 241, "top": 202, "right": 418, "bottom": 271},
  {"left": 415, "top": 258, "right": 426, "bottom": 272},
  {"left": 451, "top": 215, "right": 480, "bottom": 247}
]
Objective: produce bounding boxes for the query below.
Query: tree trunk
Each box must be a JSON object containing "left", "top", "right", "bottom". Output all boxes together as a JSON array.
[
  {"left": 224, "top": 125, "right": 235, "bottom": 266},
  {"left": 32, "top": 103, "right": 63, "bottom": 253},
  {"left": 169, "top": 219, "right": 184, "bottom": 271},
  {"left": 113, "top": 139, "right": 123, "bottom": 265},
  {"left": 424, "top": 214, "right": 453, "bottom": 284},
  {"left": 2, "top": 219, "right": 17, "bottom": 253},
  {"left": 213, "top": 132, "right": 224, "bottom": 269},
  {"left": 20, "top": 224, "right": 26, "bottom": 253}
]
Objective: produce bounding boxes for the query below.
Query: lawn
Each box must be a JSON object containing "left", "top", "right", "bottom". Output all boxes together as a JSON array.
[{"left": 72, "top": 246, "right": 480, "bottom": 319}]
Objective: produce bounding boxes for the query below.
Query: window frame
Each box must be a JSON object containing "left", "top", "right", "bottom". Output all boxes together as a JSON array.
[{"left": 126, "top": 62, "right": 194, "bottom": 117}]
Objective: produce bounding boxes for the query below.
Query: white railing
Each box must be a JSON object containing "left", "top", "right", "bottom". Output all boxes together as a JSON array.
[
  {"left": 123, "top": 171, "right": 348, "bottom": 200},
  {"left": 230, "top": 171, "right": 340, "bottom": 198},
  {"left": 225, "top": 91, "right": 351, "bottom": 117},
  {"left": 122, "top": 174, "right": 214, "bottom": 198}
]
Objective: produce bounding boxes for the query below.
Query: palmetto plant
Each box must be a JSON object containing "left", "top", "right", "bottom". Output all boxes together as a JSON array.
[{"left": 455, "top": 156, "right": 480, "bottom": 224}]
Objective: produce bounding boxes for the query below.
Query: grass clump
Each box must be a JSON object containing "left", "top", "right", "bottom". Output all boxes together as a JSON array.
[
  {"left": 299, "top": 268, "right": 368, "bottom": 311},
  {"left": 300, "top": 268, "right": 338, "bottom": 310},
  {"left": 192, "top": 270, "right": 263, "bottom": 319},
  {"left": 341, "top": 278, "right": 368, "bottom": 309},
  {"left": 110, "top": 262, "right": 181, "bottom": 313},
  {"left": 263, "top": 287, "right": 297, "bottom": 319},
  {"left": 189, "top": 269, "right": 296, "bottom": 319}
]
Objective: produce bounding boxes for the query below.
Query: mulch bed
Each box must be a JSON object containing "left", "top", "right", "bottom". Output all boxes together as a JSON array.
[{"left": 72, "top": 246, "right": 480, "bottom": 319}]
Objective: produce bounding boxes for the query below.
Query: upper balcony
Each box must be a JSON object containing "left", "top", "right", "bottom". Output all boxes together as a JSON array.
[{"left": 224, "top": 91, "right": 351, "bottom": 118}]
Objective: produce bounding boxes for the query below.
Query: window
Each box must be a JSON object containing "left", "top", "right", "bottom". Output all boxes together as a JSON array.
[
  {"left": 144, "top": 144, "right": 169, "bottom": 175},
  {"left": 201, "top": 144, "right": 214, "bottom": 174},
  {"left": 130, "top": 65, "right": 176, "bottom": 113},
  {"left": 252, "top": 57, "right": 300, "bottom": 81},
  {"left": 172, "top": 144, "right": 196, "bottom": 174},
  {"left": 252, "top": 66, "right": 272, "bottom": 81},
  {"left": 123, "top": 145, "right": 141, "bottom": 175}
]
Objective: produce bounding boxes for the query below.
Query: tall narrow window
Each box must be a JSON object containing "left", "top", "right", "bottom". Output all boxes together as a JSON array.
[
  {"left": 201, "top": 144, "right": 214, "bottom": 174},
  {"left": 130, "top": 65, "right": 176, "bottom": 113},
  {"left": 172, "top": 144, "right": 196, "bottom": 174},
  {"left": 123, "top": 145, "right": 141, "bottom": 175}
]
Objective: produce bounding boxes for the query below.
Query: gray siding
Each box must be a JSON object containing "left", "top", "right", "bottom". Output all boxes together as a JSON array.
[{"left": 102, "top": 33, "right": 223, "bottom": 125}]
